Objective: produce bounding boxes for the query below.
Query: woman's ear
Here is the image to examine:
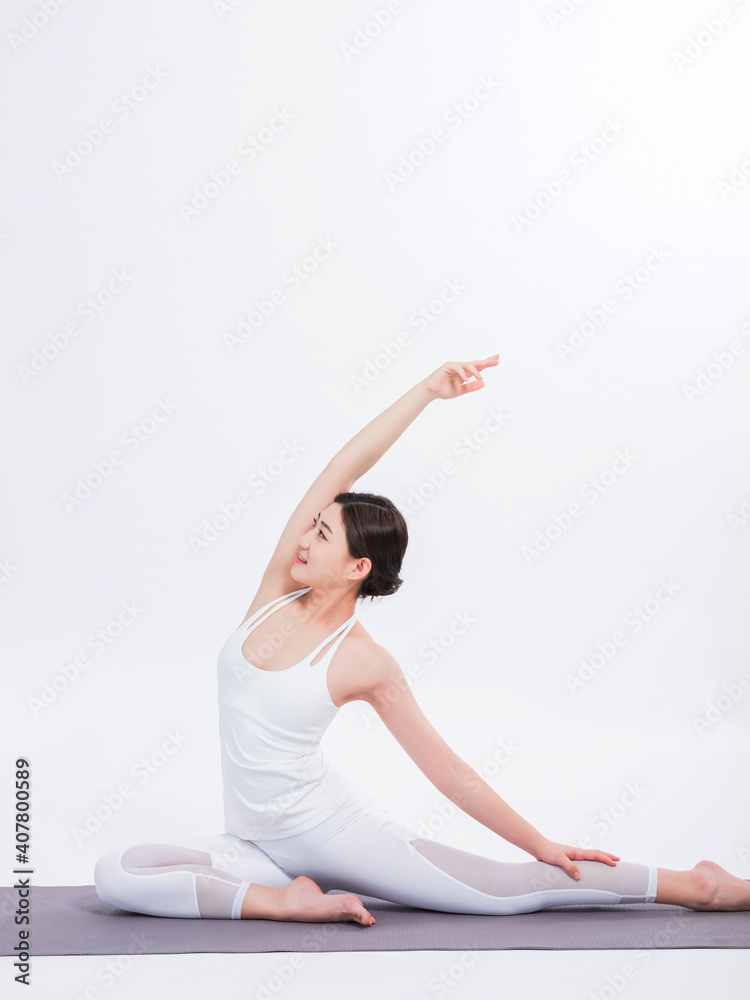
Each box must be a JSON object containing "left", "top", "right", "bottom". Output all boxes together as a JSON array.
[{"left": 351, "top": 556, "right": 372, "bottom": 581}]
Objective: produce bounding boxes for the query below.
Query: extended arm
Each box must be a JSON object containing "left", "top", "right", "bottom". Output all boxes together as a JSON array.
[
  {"left": 327, "top": 382, "right": 433, "bottom": 484},
  {"left": 256, "top": 357, "right": 499, "bottom": 592},
  {"left": 327, "top": 356, "right": 497, "bottom": 484},
  {"left": 359, "top": 648, "right": 546, "bottom": 854},
  {"left": 358, "top": 648, "right": 621, "bottom": 880}
]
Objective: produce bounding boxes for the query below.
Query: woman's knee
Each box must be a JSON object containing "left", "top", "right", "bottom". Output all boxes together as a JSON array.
[
  {"left": 93, "top": 845, "right": 130, "bottom": 905},
  {"left": 92, "top": 841, "right": 197, "bottom": 902},
  {"left": 92, "top": 842, "right": 207, "bottom": 918}
]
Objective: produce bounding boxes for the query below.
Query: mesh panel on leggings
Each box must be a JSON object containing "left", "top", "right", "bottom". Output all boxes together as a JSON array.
[
  {"left": 122, "top": 843, "right": 213, "bottom": 869},
  {"left": 193, "top": 868, "right": 250, "bottom": 919},
  {"left": 121, "top": 844, "right": 250, "bottom": 918},
  {"left": 410, "top": 838, "right": 653, "bottom": 902}
]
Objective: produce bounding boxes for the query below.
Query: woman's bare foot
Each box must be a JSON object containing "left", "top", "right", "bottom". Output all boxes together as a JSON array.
[
  {"left": 690, "top": 860, "right": 750, "bottom": 911},
  {"left": 241, "top": 876, "right": 375, "bottom": 925}
]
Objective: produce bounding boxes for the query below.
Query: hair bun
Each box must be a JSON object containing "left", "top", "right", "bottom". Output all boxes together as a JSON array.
[{"left": 334, "top": 492, "right": 408, "bottom": 602}]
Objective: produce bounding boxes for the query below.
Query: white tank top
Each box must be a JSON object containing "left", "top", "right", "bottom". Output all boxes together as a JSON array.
[{"left": 216, "top": 587, "right": 382, "bottom": 841}]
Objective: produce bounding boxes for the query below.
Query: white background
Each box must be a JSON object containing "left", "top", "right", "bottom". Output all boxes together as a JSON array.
[{"left": 3, "top": 0, "right": 750, "bottom": 995}]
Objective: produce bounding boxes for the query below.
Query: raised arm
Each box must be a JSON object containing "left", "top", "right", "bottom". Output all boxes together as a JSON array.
[
  {"left": 254, "top": 356, "right": 499, "bottom": 600},
  {"left": 326, "top": 355, "right": 499, "bottom": 483}
]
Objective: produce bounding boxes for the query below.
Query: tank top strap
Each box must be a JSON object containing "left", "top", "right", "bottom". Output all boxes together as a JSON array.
[
  {"left": 306, "top": 612, "right": 357, "bottom": 667},
  {"left": 239, "top": 588, "right": 310, "bottom": 634}
]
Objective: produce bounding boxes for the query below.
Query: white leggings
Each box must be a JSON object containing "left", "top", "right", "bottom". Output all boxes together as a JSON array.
[{"left": 94, "top": 806, "right": 659, "bottom": 919}]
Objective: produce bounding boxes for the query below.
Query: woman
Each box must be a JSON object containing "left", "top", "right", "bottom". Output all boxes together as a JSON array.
[{"left": 94, "top": 355, "right": 749, "bottom": 926}]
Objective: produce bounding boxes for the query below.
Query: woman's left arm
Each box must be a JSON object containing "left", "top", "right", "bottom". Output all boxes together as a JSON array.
[
  {"left": 437, "top": 761, "right": 621, "bottom": 879},
  {"left": 328, "top": 355, "right": 499, "bottom": 484},
  {"left": 358, "top": 646, "right": 620, "bottom": 880}
]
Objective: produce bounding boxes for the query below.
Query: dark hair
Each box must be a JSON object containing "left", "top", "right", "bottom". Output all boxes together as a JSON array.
[{"left": 334, "top": 492, "right": 408, "bottom": 601}]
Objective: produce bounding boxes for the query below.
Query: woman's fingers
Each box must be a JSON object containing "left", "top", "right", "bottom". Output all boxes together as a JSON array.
[
  {"left": 562, "top": 858, "right": 581, "bottom": 879},
  {"left": 458, "top": 358, "right": 496, "bottom": 385},
  {"left": 559, "top": 846, "right": 621, "bottom": 878},
  {"left": 423, "top": 355, "right": 499, "bottom": 399},
  {"left": 476, "top": 353, "right": 500, "bottom": 370},
  {"left": 543, "top": 847, "right": 582, "bottom": 880},
  {"left": 540, "top": 842, "right": 622, "bottom": 881},
  {"left": 452, "top": 363, "right": 484, "bottom": 390},
  {"left": 457, "top": 355, "right": 499, "bottom": 378},
  {"left": 460, "top": 373, "right": 486, "bottom": 392},
  {"left": 580, "top": 849, "right": 620, "bottom": 866}
]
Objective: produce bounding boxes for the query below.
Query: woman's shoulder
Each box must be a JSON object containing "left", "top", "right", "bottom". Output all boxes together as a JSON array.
[
  {"left": 346, "top": 618, "right": 379, "bottom": 653},
  {"left": 329, "top": 622, "right": 390, "bottom": 706},
  {"left": 338, "top": 623, "right": 395, "bottom": 681}
]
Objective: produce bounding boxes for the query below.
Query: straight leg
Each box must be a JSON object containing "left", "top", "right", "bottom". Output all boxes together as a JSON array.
[
  {"left": 655, "top": 861, "right": 750, "bottom": 910},
  {"left": 256, "top": 810, "right": 750, "bottom": 915}
]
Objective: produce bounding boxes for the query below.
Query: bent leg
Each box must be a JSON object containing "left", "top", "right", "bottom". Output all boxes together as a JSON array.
[
  {"left": 185, "top": 832, "right": 297, "bottom": 888},
  {"left": 256, "top": 810, "right": 658, "bottom": 915},
  {"left": 94, "top": 834, "right": 295, "bottom": 919}
]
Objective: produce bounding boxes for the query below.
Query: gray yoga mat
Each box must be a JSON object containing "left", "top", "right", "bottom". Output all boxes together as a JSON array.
[{"left": 2, "top": 885, "right": 749, "bottom": 954}]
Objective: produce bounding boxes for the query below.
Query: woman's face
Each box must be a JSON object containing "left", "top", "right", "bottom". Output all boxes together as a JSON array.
[{"left": 293, "top": 502, "right": 370, "bottom": 590}]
